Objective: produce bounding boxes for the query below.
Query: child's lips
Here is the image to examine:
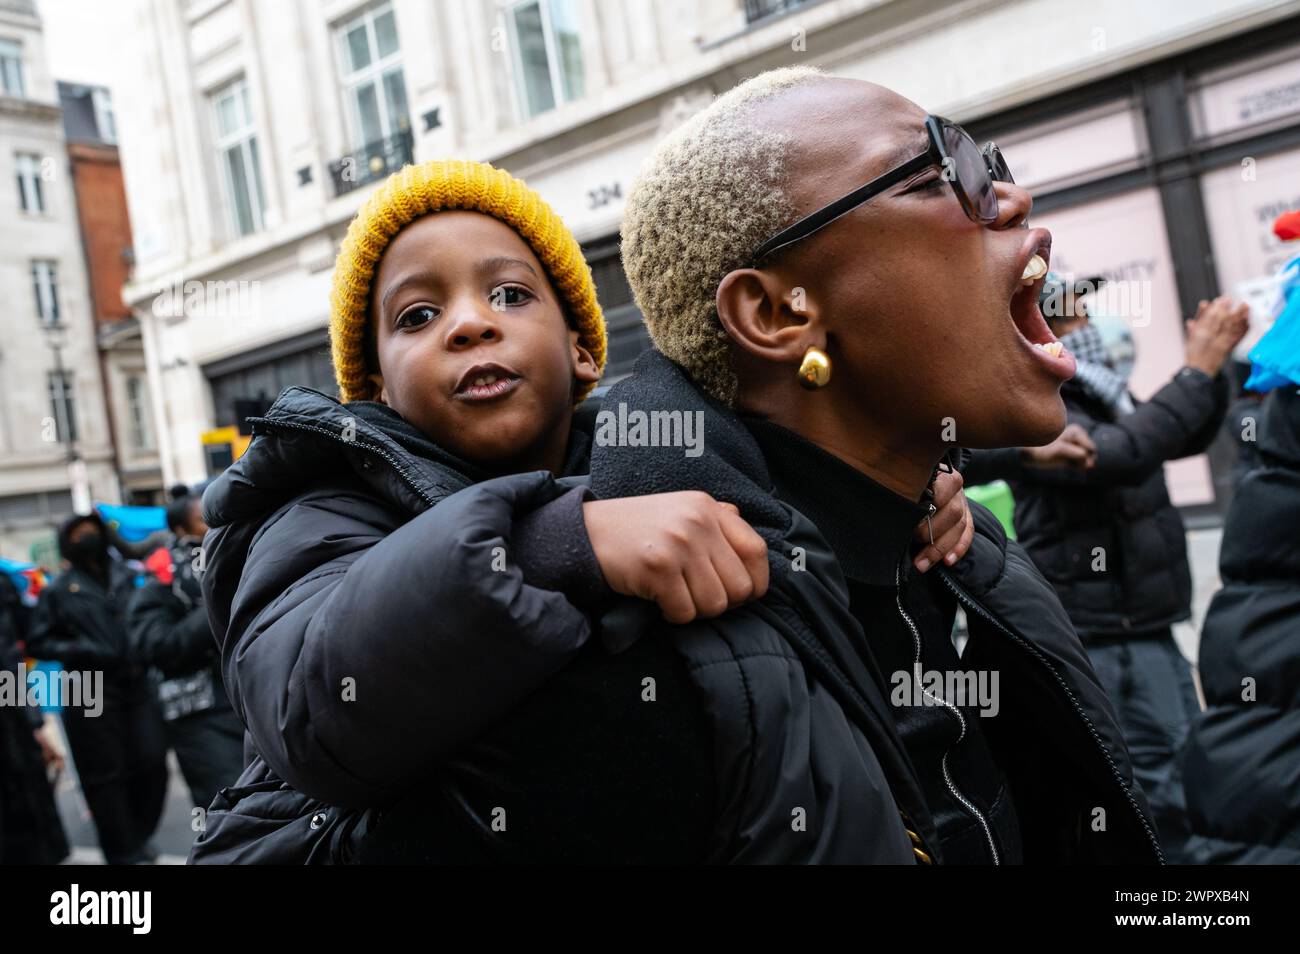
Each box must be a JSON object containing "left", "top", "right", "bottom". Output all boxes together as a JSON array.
[
  {"left": 453, "top": 361, "right": 521, "bottom": 396},
  {"left": 453, "top": 374, "right": 522, "bottom": 403}
]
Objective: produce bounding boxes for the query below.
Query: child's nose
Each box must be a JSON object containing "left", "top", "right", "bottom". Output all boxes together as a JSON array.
[{"left": 443, "top": 307, "right": 501, "bottom": 350}]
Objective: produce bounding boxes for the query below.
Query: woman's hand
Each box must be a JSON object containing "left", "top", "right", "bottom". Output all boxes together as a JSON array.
[
  {"left": 584, "top": 492, "right": 769, "bottom": 624},
  {"left": 913, "top": 469, "right": 974, "bottom": 573}
]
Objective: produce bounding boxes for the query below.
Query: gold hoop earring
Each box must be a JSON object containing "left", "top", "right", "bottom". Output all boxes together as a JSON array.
[{"left": 798, "top": 347, "right": 831, "bottom": 390}]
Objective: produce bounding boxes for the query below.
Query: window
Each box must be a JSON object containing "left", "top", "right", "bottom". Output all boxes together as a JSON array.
[
  {"left": 0, "top": 489, "right": 74, "bottom": 528},
  {"left": 993, "top": 102, "right": 1145, "bottom": 195},
  {"left": 1032, "top": 188, "right": 1215, "bottom": 506},
  {"left": 211, "top": 79, "right": 267, "bottom": 237},
  {"left": 126, "top": 375, "right": 153, "bottom": 451},
  {"left": 1201, "top": 147, "right": 1300, "bottom": 356},
  {"left": 92, "top": 87, "right": 117, "bottom": 144},
  {"left": 336, "top": 3, "right": 410, "bottom": 150},
  {"left": 31, "top": 260, "right": 59, "bottom": 327},
  {"left": 48, "top": 370, "right": 77, "bottom": 444},
  {"left": 507, "top": 0, "right": 585, "bottom": 119},
  {"left": 744, "top": 0, "right": 807, "bottom": 23},
  {"left": 15, "top": 152, "right": 44, "bottom": 213},
  {"left": 0, "top": 38, "right": 24, "bottom": 97}
]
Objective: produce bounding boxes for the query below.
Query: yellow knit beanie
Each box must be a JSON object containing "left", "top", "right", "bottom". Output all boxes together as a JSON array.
[{"left": 329, "top": 159, "right": 606, "bottom": 404}]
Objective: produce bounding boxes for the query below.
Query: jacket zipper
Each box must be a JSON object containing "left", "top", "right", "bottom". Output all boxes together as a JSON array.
[
  {"left": 247, "top": 417, "right": 442, "bottom": 508},
  {"left": 935, "top": 568, "right": 1166, "bottom": 863},
  {"left": 894, "top": 564, "right": 1000, "bottom": 865}
]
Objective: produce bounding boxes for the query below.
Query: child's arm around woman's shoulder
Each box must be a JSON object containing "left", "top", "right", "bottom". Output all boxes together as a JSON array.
[{"left": 208, "top": 469, "right": 770, "bottom": 808}]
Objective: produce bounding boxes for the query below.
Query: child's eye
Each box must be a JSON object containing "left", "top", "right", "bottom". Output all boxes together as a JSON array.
[
  {"left": 492, "top": 284, "right": 534, "bottom": 307},
  {"left": 396, "top": 306, "right": 438, "bottom": 329}
]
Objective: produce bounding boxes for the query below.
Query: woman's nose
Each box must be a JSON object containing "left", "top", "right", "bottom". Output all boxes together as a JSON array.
[{"left": 992, "top": 180, "right": 1032, "bottom": 230}]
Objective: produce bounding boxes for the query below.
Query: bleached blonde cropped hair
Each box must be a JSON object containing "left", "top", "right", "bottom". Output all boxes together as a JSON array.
[{"left": 621, "top": 66, "right": 827, "bottom": 404}]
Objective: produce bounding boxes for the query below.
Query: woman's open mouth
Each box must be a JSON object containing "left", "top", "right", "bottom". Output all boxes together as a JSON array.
[
  {"left": 453, "top": 363, "right": 522, "bottom": 402},
  {"left": 1009, "top": 241, "right": 1076, "bottom": 382}
]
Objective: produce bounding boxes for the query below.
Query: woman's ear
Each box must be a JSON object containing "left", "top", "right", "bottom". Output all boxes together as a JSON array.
[
  {"left": 570, "top": 330, "right": 601, "bottom": 385},
  {"left": 366, "top": 373, "right": 388, "bottom": 404},
  {"left": 716, "top": 267, "right": 822, "bottom": 365}
]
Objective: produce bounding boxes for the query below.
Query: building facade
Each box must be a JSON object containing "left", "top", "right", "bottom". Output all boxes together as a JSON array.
[
  {"left": 0, "top": 0, "right": 119, "bottom": 561},
  {"left": 113, "top": 0, "right": 1300, "bottom": 514},
  {"left": 59, "top": 80, "right": 165, "bottom": 507}
]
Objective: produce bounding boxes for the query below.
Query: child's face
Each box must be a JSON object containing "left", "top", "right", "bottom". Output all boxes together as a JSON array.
[{"left": 367, "top": 211, "right": 599, "bottom": 473}]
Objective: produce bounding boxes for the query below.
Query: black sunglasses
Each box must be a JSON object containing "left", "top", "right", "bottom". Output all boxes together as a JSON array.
[{"left": 749, "top": 115, "right": 1014, "bottom": 265}]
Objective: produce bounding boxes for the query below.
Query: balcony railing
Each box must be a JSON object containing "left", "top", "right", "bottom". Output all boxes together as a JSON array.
[{"left": 329, "top": 128, "right": 414, "bottom": 197}]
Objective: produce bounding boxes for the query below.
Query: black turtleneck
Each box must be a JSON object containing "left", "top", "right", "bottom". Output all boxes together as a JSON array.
[{"left": 743, "top": 416, "right": 1021, "bottom": 865}]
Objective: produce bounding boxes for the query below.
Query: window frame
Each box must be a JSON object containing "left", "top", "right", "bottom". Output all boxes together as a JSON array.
[
  {"left": 47, "top": 369, "right": 77, "bottom": 445},
  {"left": 0, "top": 37, "right": 24, "bottom": 98},
  {"left": 505, "top": 0, "right": 585, "bottom": 120},
  {"left": 92, "top": 87, "right": 117, "bottom": 144},
  {"left": 210, "top": 77, "right": 268, "bottom": 238},
  {"left": 334, "top": 2, "right": 409, "bottom": 151},
  {"left": 15, "top": 152, "right": 45, "bottom": 214},
  {"left": 125, "top": 374, "right": 154, "bottom": 452},
  {"left": 31, "top": 260, "right": 60, "bottom": 328}
]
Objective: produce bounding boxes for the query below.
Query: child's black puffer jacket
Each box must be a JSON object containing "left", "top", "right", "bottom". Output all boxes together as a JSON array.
[{"left": 190, "top": 387, "right": 604, "bottom": 862}]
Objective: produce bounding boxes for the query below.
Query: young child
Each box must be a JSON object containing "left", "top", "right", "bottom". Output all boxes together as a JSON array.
[{"left": 192, "top": 159, "right": 969, "bottom": 863}]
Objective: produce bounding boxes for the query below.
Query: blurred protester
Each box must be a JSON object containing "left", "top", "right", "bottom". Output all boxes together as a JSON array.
[
  {"left": 28, "top": 513, "right": 168, "bottom": 864},
  {"left": 128, "top": 494, "right": 243, "bottom": 810},
  {"left": 1184, "top": 221, "right": 1300, "bottom": 863},
  {"left": 964, "top": 274, "right": 1249, "bottom": 863},
  {"left": 1184, "top": 385, "right": 1300, "bottom": 862},
  {"left": 1224, "top": 371, "right": 1265, "bottom": 487},
  {"left": 0, "top": 569, "right": 68, "bottom": 864}
]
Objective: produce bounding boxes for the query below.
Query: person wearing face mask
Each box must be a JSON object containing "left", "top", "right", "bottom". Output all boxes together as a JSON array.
[
  {"left": 964, "top": 275, "right": 1249, "bottom": 864},
  {"left": 127, "top": 493, "right": 243, "bottom": 811},
  {"left": 28, "top": 512, "right": 168, "bottom": 864}
]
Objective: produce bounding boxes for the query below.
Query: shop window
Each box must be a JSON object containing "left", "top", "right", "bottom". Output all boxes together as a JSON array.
[
  {"left": 1032, "top": 187, "right": 1215, "bottom": 506},
  {"left": 1190, "top": 42, "right": 1300, "bottom": 145},
  {"left": 992, "top": 101, "right": 1145, "bottom": 195}
]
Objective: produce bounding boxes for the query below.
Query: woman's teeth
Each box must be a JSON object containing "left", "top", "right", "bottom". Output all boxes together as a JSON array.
[
  {"left": 1020, "top": 254, "right": 1048, "bottom": 285},
  {"left": 472, "top": 373, "right": 500, "bottom": 387},
  {"left": 1033, "top": 341, "right": 1064, "bottom": 358}
]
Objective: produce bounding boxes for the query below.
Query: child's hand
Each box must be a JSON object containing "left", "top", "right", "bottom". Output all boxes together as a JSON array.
[
  {"left": 583, "top": 492, "right": 769, "bottom": 624},
  {"left": 912, "top": 470, "right": 974, "bottom": 573}
]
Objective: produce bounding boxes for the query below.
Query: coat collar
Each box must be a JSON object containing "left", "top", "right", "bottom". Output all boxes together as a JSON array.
[{"left": 743, "top": 417, "right": 928, "bottom": 587}]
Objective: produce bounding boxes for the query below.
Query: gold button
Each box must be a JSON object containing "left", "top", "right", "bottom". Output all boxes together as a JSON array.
[{"left": 913, "top": 846, "right": 933, "bottom": 864}]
